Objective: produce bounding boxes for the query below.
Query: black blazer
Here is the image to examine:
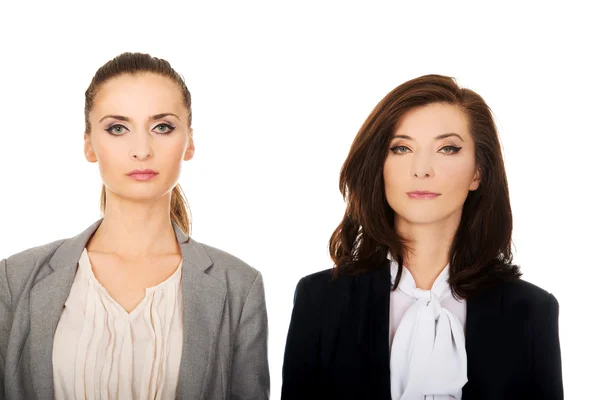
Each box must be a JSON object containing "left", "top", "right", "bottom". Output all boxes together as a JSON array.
[{"left": 281, "top": 265, "right": 563, "bottom": 400}]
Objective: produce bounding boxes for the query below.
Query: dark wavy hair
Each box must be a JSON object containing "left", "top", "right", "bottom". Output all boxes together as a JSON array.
[{"left": 329, "top": 74, "right": 521, "bottom": 299}]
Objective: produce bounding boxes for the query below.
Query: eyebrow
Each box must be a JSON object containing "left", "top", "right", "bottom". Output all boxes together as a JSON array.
[
  {"left": 392, "top": 133, "right": 464, "bottom": 142},
  {"left": 99, "top": 113, "right": 181, "bottom": 123}
]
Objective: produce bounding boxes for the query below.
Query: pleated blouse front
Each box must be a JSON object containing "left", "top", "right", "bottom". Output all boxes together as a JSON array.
[{"left": 52, "top": 248, "right": 184, "bottom": 400}]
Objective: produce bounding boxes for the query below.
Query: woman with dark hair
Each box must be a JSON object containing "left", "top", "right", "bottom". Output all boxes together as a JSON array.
[
  {"left": 0, "top": 52, "right": 269, "bottom": 400},
  {"left": 281, "top": 75, "right": 562, "bottom": 399}
]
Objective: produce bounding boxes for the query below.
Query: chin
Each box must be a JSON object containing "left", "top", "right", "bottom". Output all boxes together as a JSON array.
[
  {"left": 392, "top": 204, "right": 449, "bottom": 226},
  {"left": 395, "top": 206, "right": 464, "bottom": 226},
  {"left": 398, "top": 215, "right": 446, "bottom": 225},
  {"left": 113, "top": 185, "right": 170, "bottom": 202}
]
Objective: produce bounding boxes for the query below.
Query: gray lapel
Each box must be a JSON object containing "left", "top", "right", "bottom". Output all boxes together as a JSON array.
[
  {"left": 28, "top": 219, "right": 223, "bottom": 400},
  {"left": 29, "top": 218, "right": 103, "bottom": 400},
  {"left": 174, "top": 223, "right": 227, "bottom": 400}
]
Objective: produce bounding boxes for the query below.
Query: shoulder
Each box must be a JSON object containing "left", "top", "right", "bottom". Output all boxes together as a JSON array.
[
  {"left": 297, "top": 267, "right": 347, "bottom": 293},
  {"left": 2, "top": 238, "right": 66, "bottom": 280},
  {"left": 292, "top": 269, "right": 332, "bottom": 303},
  {"left": 299, "top": 268, "right": 336, "bottom": 289},
  {"left": 500, "top": 278, "right": 558, "bottom": 308},
  {"left": 1, "top": 238, "right": 68, "bottom": 306},
  {"left": 189, "top": 238, "right": 262, "bottom": 290},
  {"left": 478, "top": 277, "right": 559, "bottom": 318},
  {"left": 299, "top": 265, "right": 386, "bottom": 289},
  {"left": 294, "top": 266, "right": 382, "bottom": 305},
  {"left": 3, "top": 239, "right": 66, "bottom": 264}
]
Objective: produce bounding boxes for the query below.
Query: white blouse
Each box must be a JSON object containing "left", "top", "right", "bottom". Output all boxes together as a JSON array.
[
  {"left": 52, "top": 248, "right": 184, "bottom": 400},
  {"left": 388, "top": 254, "right": 468, "bottom": 400}
]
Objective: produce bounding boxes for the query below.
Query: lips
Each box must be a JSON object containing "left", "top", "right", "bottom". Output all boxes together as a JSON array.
[
  {"left": 127, "top": 169, "right": 158, "bottom": 181},
  {"left": 407, "top": 191, "right": 440, "bottom": 199},
  {"left": 128, "top": 169, "right": 157, "bottom": 175}
]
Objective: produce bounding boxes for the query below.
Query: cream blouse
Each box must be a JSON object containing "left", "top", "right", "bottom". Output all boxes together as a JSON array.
[{"left": 52, "top": 248, "right": 184, "bottom": 400}]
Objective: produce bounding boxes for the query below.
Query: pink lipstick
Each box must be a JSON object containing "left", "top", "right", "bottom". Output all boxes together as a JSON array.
[
  {"left": 127, "top": 169, "right": 158, "bottom": 181},
  {"left": 407, "top": 190, "right": 440, "bottom": 199}
]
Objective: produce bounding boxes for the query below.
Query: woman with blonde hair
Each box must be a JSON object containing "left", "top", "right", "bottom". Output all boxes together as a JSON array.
[{"left": 0, "top": 52, "right": 269, "bottom": 400}]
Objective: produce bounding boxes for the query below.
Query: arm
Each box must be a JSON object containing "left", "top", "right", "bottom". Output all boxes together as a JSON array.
[
  {"left": 0, "top": 258, "right": 12, "bottom": 400},
  {"left": 281, "top": 277, "right": 321, "bottom": 400},
  {"left": 532, "top": 293, "right": 563, "bottom": 399},
  {"left": 230, "top": 271, "right": 270, "bottom": 400}
]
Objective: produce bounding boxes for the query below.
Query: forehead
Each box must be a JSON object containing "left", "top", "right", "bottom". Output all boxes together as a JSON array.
[
  {"left": 92, "top": 73, "right": 184, "bottom": 116},
  {"left": 395, "top": 103, "right": 469, "bottom": 139}
]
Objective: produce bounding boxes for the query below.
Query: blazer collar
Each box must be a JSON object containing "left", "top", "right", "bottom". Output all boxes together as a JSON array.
[{"left": 29, "top": 218, "right": 222, "bottom": 400}]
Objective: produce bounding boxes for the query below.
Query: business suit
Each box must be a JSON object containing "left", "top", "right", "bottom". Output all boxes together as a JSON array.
[
  {"left": 0, "top": 219, "right": 269, "bottom": 400},
  {"left": 282, "top": 264, "right": 563, "bottom": 399}
]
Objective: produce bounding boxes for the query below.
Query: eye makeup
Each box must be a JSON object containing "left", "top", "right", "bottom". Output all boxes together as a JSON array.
[
  {"left": 105, "top": 123, "right": 128, "bottom": 136},
  {"left": 103, "top": 122, "right": 176, "bottom": 136},
  {"left": 152, "top": 123, "right": 175, "bottom": 135},
  {"left": 388, "top": 144, "right": 463, "bottom": 155}
]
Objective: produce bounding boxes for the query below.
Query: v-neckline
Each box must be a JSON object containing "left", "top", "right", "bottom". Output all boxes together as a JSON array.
[{"left": 79, "top": 247, "right": 183, "bottom": 318}]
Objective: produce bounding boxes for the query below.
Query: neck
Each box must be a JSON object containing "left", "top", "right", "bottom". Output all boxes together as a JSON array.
[
  {"left": 396, "top": 211, "right": 461, "bottom": 290},
  {"left": 86, "top": 189, "right": 180, "bottom": 259}
]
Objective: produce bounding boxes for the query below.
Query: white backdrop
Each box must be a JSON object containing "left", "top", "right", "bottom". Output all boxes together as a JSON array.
[{"left": 1, "top": 1, "right": 598, "bottom": 397}]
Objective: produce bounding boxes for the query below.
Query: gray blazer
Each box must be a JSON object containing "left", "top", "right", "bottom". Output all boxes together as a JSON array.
[{"left": 0, "top": 219, "right": 269, "bottom": 400}]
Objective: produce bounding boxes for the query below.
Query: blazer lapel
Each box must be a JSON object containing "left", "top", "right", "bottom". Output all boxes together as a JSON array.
[
  {"left": 356, "top": 265, "right": 392, "bottom": 400},
  {"left": 351, "top": 265, "right": 508, "bottom": 400},
  {"left": 174, "top": 223, "right": 227, "bottom": 400},
  {"left": 29, "top": 219, "right": 103, "bottom": 400},
  {"left": 463, "top": 283, "right": 505, "bottom": 398},
  {"left": 27, "top": 218, "right": 223, "bottom": 400}
]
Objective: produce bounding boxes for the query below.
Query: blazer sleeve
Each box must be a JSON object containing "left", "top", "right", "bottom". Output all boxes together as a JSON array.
[
  {"left": 532, "top": 293, "right": 563, "bottom": 399},
  {"left": 230, "top": 271, "right": 270, "bottom": 400},
  {"left": 0, "top": 258, "right": 12, "bottom": 400},
  {"left": 281, "top": 276, "right": 321, "bottom": 400}
]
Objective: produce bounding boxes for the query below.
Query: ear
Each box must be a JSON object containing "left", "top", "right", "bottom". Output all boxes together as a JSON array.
[
  {"left": 84, "top": 134, "right": 97, "bottom": 163},
  {"left": 183, "top": 130, "right": 195, "bottom": 161},
  {"left": 469, "top": 166, "right": 481, "bottom": 191}
]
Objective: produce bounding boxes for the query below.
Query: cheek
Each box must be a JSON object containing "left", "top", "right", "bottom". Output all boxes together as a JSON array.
[
  {"left": 440, "top": 161, "right": 476, "bottom": 193},
  {"left": 383, "top": 157, "right": 409, "bottom": 192},
  {"left": 93, "top": 138, "right": 127, "bottom": 172},
  {"left": 383, "top": 157, "right": 395, "bottom": 183},
  {"left": 156, "top": 137, "right": 188, "bottom": 171},
  {"left": 163, "top": 136, "right": 187, "bottom": 160}
]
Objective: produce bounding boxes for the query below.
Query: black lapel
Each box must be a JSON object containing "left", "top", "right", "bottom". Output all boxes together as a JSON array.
[
  {"left": 356, "top": 265, "right": 392, "bottom": 400},
  {"left": 463, "top": 283, "right": 506, "bottom": 398}
]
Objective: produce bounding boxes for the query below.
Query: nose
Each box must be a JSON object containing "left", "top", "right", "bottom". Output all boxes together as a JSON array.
[
  {"left": 129, "top": 132, "right": 154, "bottom": 161},
  {"left": 410, "top": 153, "right": 434, "bottom": 178}
]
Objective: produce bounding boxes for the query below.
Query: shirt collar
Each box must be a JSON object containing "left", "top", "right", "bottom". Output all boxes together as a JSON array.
[{"left": 387, "top": 251, "right": 451, "bottom": 300}]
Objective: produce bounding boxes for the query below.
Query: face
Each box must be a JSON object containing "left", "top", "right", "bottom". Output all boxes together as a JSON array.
[
  {"left": 383, "top": 102, "right": 480, "bottom": 227},
  {"left": 84, "top": 73, "right": 194, "bottom": 203}
]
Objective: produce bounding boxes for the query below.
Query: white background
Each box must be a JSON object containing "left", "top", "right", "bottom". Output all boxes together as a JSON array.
[{"left": 1, "top": 1, "right": 598, "bottom": 397}]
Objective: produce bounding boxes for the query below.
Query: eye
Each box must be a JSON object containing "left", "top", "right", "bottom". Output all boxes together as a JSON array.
[
  {"left": 390, "top": 145, "right": 411, "bottom": 154},
  {"left": 439, "top": 145, "right": 462, "bottom": 155},
  {"left": 154, "top": 123, "right": 175, "bottom": 135},
  {"left": 105, "top": 124, "right": 128, "bottom": 136}
]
